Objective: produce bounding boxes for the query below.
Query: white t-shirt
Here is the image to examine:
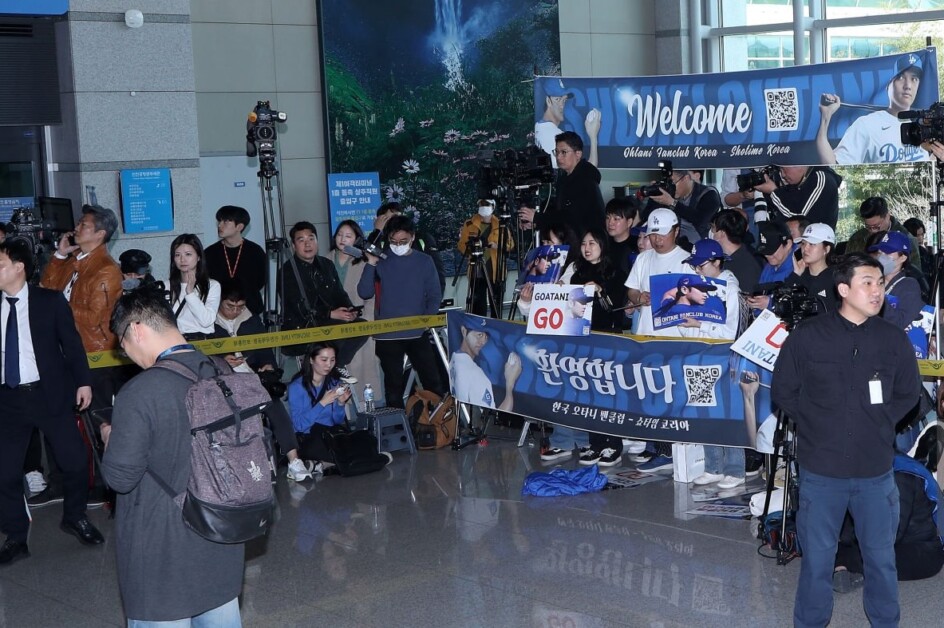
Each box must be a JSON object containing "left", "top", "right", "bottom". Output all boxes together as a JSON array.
[
  {"left": 449, "top": 351, "right": 496, "bottom": 409},
  {"left": 834, "top": 110, "right": 930, "bottom": 165},
  {"left": 625, "top": 246, "right": 691, "bottom": 337}
]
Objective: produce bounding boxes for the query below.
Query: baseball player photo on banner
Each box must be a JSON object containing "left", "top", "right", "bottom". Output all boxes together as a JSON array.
[
  {"left": 650, "top": 273, "right": 727, "bottom": 331},
  {"left": 525, "top": 284, "right": 593, "bottom": 337},
  {"left": 517, "top": 244, "right": 569, "bottom": 286}
]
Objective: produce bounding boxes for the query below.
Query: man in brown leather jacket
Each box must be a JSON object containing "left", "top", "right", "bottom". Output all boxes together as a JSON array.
[{"left": 41, "top": 205, "right": 123, "bottom": 439}]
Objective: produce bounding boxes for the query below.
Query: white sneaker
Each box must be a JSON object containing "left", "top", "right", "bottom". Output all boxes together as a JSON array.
[
  {"left": 622, "top": 439, "right": 647, "bottom": 455},
  {"left": 25, "top": 471, "right": 47, "bottom": 494},
  {"left": 540, "top": 448, "right": 573, "bottom": 462},
  {"left": 287, "top": 458, "right": 315, "bottom": 482},
  {"left": 692, "top": 472, "right": 724, "bottom": 485},
  {"left": 717, "top": 475, "right": 745, "bottom": 490}
]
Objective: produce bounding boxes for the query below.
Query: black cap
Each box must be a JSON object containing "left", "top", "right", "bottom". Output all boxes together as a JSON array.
[{"left": 119, "top": 249, "right": 151, "bottom": 274}]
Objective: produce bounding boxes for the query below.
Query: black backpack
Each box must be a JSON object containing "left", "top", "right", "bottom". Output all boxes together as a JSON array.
[{"left": 149, "top": 356, "right": 276, "bottom": 544}]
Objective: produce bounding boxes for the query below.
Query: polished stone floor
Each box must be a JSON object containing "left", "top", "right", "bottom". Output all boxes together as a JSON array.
[{"left": 3, "top": 428, "right": 943, "bottom": 627}]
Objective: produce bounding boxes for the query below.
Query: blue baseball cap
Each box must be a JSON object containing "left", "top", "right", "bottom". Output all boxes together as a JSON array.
[
  {"left": 684, "top": 239, "right": 729, "bottom": 266},
  {"left": 543, "top": 78, "right": 574, "bottom": 99},
  {"left": 569, "top": 287, "right": 592, "bottom": 303},
  {"left": 677, "top": 276, "right": 717, "bottom": 292},
  {"left": 868, "top": 231, "right": 911, "bottom": 255},
  {"left": 892, "top": 53, "right": 923, "bottom": 82}
]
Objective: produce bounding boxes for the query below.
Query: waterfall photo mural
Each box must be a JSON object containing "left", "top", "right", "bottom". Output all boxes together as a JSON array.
[{"left": 318, "top": 0, "right": 561, "bottom": 274}]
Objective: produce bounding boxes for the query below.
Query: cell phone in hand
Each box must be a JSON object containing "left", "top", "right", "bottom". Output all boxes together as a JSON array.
[{"left": 793, "top": 249, "right": 803, "bottom": 262}]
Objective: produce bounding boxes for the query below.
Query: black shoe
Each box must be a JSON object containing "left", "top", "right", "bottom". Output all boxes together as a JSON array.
[
  {"left": 333, "top": 366, "right": 358, "bottom": 385},
  {"left": 0, "top": 539, "right": 29, "bottom": 566},
  {"left": 60, "top": 517, "right": 105, "bottom": 546}
]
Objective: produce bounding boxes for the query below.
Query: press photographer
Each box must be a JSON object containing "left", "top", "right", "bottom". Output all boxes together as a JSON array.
[
  {"left": 457, "top": 199, "right": 514, "bottom": 317},
  {"left": 640, "top": 161, "right": 721, "bottom": 242},
  {"left": 747, "top": 164, "right": 842, "bottom": 229},
  {"left": 517, "top": 131, "right": 602, "bottom": 237}
]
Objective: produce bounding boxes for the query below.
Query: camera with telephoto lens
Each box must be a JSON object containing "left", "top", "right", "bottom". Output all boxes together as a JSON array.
[
  {"left": 736, "top": 165, "right": 780, "bottom": 191},
  {"left": 636, "top": 160, "right": 675, "bottom": 199},
  {"left": 899, "top": 102, "right": 944, "bottom": 146},
  {"left": 477, "top": 146, "right": 554, "bottom": 202},
  {"left": 769, "top": 284, "right": 820, "bottom": 331},
  {"left": 246, "top": 100, "right": 287, "bottom": 172}
]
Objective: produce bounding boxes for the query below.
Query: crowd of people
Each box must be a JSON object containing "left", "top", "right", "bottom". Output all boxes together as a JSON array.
[{"left": 4, "top": 127, "right": 944, "bottom": 625}]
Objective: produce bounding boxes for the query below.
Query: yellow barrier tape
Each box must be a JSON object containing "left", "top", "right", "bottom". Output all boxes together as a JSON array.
[{"left": 85, "top": 314, "right": 447, "bottom": 368}]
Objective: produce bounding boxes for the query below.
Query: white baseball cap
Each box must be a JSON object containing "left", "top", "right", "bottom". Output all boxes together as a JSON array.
[
  {"left": 646, "top": 208, "right": 679, "bottom": 235},
  {"left": 798, "top": 223, "right": 835, "bottom": 245}
]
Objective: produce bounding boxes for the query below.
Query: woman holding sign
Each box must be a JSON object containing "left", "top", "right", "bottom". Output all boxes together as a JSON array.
[
  {"left": 681, "top": 239, "right": 746, "bottom": 490},
  {"left": 571, "top": 229, "right": 628, "bottom": 467}
]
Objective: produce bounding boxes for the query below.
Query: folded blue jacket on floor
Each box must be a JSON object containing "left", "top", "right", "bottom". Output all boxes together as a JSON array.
[{"left": 522, "top": 466, "right": 608, "bottom": 497}]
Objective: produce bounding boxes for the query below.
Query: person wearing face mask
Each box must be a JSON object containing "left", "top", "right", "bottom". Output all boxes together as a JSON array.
[
  {"left": 868, "top": 231, "right": 926, "bottom": 330},
  {"left": 457, "top": 199, "right": 514, "bottom": 317},
  {"left": 783, "top": 223, "right": 839, "bottom": 314},
  {"left": 358, "top": 214, "right": 446, "bottom": 408}
]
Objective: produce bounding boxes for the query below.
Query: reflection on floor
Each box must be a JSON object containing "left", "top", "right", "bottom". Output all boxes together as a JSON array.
[{"left": 3, "top": 428, "right": 942, "bottom": 627}]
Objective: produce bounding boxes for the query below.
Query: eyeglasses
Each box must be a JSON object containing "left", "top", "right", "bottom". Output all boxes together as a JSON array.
[
  {"left": 118, "top": 321, "right": 138, "bottom": 357},
  {"left": 553, "top": 149, "right": 573, "bottom": 157},
  {"left": 389, "top": 237, "right": 412, "bottom": 246}
]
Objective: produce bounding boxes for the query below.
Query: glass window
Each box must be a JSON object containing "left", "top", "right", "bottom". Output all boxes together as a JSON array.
[
  {"left": 825, "top": 0, "right": 944, "bottom": 18},
  {"left": 723, "top": 34, "right": 809, "bottom": 71}
]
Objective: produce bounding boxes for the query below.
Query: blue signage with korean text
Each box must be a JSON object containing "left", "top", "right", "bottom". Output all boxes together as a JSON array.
[
  {"left": 535, "top": 48, "right": 939, "bottom": 169},
  {"left": 119, "top": 169, "right": 174, "bottom": 234},
  {"left": 328, "top": 172, "right": 381, "bottom": 235},
  {"left": 447, "top": 311, "right": 775, "bottom": 448}
]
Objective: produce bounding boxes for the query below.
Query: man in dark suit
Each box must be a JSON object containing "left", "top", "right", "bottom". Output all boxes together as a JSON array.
[{"left": 0, "top": 239, "right": 104, "bottom": 566}]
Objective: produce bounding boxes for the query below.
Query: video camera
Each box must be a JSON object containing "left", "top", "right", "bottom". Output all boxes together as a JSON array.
[
  {"left": 246, "top": 100, "right": 287, "bottom": 173},
  {"left": 899, "top": 102, "right": 944, "bottom": 146},
  {"left": 636, "top": 160, "right": 675, "bottom": 199},
  {"left": 6, "top": 207, "right": 55, "bottom": 250},
  {"left": 751, "top": 283, "right": 820, "bottom": 331},
  {"left": 736, "top": 165, "right": 780, "bottom": 191},
  {"left": 477, "top": 146, "right": 554, "bottom": 204}
]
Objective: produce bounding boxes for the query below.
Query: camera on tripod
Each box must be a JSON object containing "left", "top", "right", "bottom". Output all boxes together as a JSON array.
[
  {"left": 466, "top": 235, "right": 486, "bottom": 258},
  {"left": 477, "top": 146, "right": 554, "bottom": 201},
  {"left": 736, "top": 165, "right": 780, "bottom": 191},
  {"left": 899, "top": 102, "right": 944, "bottom": 146},
  {"left": 636, "top": 160, "right": 675, "bottom": 199},
  {"left": 246, "top": 100, "right": 287, "bottom": 173}
]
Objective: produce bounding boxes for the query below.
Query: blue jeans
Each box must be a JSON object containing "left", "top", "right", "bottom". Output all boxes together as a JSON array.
[
  {"left": 128, "top": 598, "right": 241, "bottom": 627},
  {"left": 794, "top": 469, "right": 899, "bottom": 628},
  {"left": 549, "top": 425, "right": 589, "bottom": 450},
  {"left": 703, "top": 446, "right": 744, "bottom": 477}
]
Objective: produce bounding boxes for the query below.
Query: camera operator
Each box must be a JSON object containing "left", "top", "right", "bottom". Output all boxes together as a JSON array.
[
  {"left": 457, "top": 199, "right": 514, "bottom": 317},
  {"left": 643, "top": 169, "right": 722, "bottom": 242},
  {"left": 772, "top": 253, "right": 922, "bottom": 628},
  {"left": 750, "top": 165, "right": 842, "bottom": 229},
  {"left": 518, "top": 131, "right": 605, "bottom": 238},
  {"left": 782, "top": 223, "right": 839, "bottom": 313}
]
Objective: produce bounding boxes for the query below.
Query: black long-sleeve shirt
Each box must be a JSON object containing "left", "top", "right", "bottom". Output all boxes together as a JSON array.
[
  {"left": 772, "top": 310, "right": 920, "bottom": 479},
  {"left": 204, "top": 239, "right": 268, "bottom": 315}
]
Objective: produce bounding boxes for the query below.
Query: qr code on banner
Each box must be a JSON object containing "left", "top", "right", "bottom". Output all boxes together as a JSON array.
[
  {"left": 764, "top": 87, "right": 799, "bottom": 132},
  {"left": 683, "top": 365, "right": 722, "bottom": 407}
]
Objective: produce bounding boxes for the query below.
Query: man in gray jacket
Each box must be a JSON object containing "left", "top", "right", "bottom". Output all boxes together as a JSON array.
[{"left": 102, "top": 289, "right": 244, "bottom": 624}]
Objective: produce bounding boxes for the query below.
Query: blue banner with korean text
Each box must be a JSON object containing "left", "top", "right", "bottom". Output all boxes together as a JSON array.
[
  {"left": 447, "top": 311, "right": 775, "bottom": 448},
  {"left": 328, "top": 172, "right": 382, "bottom": 236},
  {"left": 534, "top": 49, "right": 938, "bottom": 169}
]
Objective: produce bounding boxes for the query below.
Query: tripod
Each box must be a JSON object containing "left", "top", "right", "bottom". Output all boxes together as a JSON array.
[
  {"left": 256, "top": 159, "right": 291, "bottom": 329},
  {"left": 756, "top": 411, "right": 801, "bottom": 565},
  {"left": 465, "top": 245, "right": 500, "bottom": 318}
]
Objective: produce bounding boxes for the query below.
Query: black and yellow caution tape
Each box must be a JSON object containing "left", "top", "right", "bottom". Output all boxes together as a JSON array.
[{"left": 85, "top": 314, "right": 447, "bottom": 368}]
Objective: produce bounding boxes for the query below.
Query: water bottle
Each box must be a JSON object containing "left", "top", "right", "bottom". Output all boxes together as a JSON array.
[{"left": 363, "top": 384, "right": 375, "bottom": 413}]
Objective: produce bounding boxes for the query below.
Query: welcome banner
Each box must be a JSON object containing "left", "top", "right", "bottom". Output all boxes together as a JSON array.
[
  {"left": 447, "top": 311, "right": 775, "bottom": 447},
  {"left": 534, "top": 48, "right": 938, "bottom": 169}
]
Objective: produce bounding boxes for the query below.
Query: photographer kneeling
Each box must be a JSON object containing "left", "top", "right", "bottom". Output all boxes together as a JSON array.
[{"left": 214, "top": 280, "right": 314, "bottom": 482}]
